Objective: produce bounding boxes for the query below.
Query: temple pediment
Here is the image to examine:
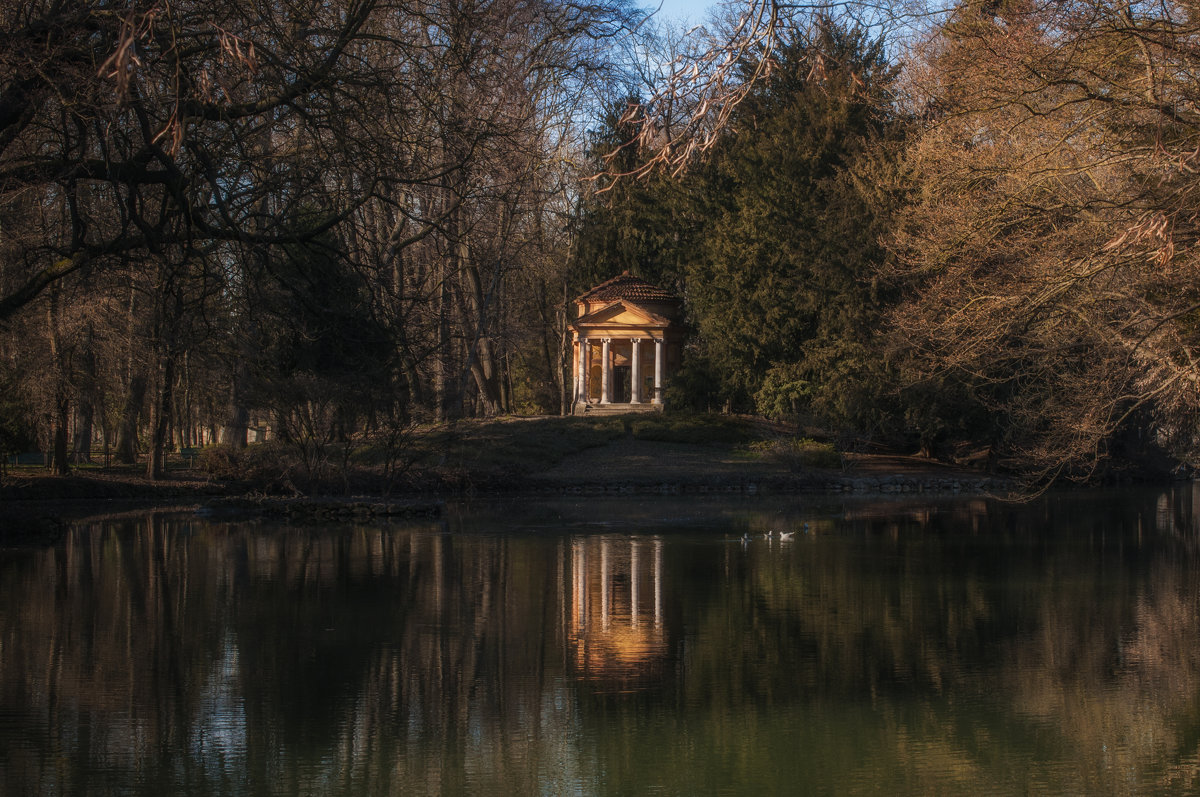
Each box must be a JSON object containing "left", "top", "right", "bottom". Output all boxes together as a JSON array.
[{"left": 575, "top": 300, "right": 672, "bottom": 329}]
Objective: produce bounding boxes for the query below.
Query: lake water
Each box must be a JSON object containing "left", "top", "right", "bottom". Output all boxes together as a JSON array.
[{"left": 5, "top": 488, "right": 1200, "bottom": 795}]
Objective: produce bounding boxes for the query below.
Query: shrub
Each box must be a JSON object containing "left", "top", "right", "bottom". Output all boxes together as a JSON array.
[
  {"left": 195, "top": 442, "right": 297, "bottom": 488},
  {"left": 749, "top": 437, "right": 842, "bottom": 471},
  {"left": 753, "top": 363, "right": 813, "bottom": 420},
  {"left": 663, "top": 353, "right": 732, "bottom": 412}
]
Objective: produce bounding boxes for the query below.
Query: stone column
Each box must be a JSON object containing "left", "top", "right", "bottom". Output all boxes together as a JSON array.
[
  {"left": 600, "top": 338, "right": 612, "bottom": 404},
  {"left": 630, "top": 338, "right": 642, "bottom": 403},
  {"left": 653, "top": 337, "right": 665, "bottom": 405},
  {"left": 577, "top": 336, "right": 588, "bottom": 404}
]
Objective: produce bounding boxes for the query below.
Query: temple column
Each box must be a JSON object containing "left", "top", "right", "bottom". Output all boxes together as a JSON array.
[
  {"left": 600, "top": 338, "right": 612, "bottom": 404},
  {"left": 630, "top": 338, "right": 642, "bottom": 403},
  {"left": 577, "top": 336, "right": 588, "bottom": 404},
  {"left": 653, "top": 337, "right": 665, "bottom": 405}
]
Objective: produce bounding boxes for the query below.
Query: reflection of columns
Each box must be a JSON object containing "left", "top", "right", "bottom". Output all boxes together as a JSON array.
[
  {"left": 601, "top": 538, "right": 610, "bottom": 630},
  {"left": 654, "top": 538, "right": 662, "bottom": 627},
  {"left": 630, "top": 338, "right": 642, "bottom": 404},
  {"left": 653, "top": 337, "right": 665, "bottom": 405},
  {"left": 577, "top": 336, "right": 588, "bottom": 404},
  {"left": 600, "top": 338, "right": 612, "bottom": 404},
  {"left": 574, "top": 542, "right": 587, "bottom": 628},
  {"left": 631, "top": 540, "right": 640, "bottom": 628},
  {"left": 558, "top": 538, "right": 566, "bottom": 639}
]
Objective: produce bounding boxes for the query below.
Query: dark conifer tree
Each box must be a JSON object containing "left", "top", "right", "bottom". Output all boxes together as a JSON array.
[
  {"left": 569, "top": 98, "right": 698, "bottom": 297},
  {"left": 682, "top": 18, "right": 905, "bottom": 425}
]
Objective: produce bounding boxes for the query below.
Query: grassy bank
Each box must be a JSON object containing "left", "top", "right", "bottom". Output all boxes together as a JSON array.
[
  {"left": 2, "top": 414, "right": 807, "bottom": 498},
  {"left": 1, "top": 412, "right": 989, "bottom": 504}
]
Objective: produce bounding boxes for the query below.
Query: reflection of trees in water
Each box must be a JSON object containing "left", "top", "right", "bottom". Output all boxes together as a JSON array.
[
  {"left": 588, "top": 489, "right": 1200, "bottom": 794},
  {"left": 227, "top": 526, "right": 601, "bottom": 794},
  {"left": 1004, "top": 555, "right": 1200, "bottom": 793},
  {"left": 1156, "top": 483, "right": 1200, "bottom": 544},
  {"left": 0, "top": 514, "right": 240, "bottom": 792},
  {"left": 319, "top": 531, "right": 576, "bottom": 795},
  {"left": 0, "top": 517, "right": 591, "bottom": 794},
  {"left": 6, "top": 492, "right": 1200, "bottom": 793}
]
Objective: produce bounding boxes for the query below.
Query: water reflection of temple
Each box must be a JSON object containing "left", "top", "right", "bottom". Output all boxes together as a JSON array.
[{"left": 564, "top": 536, "right": 669, "bottom": 688}]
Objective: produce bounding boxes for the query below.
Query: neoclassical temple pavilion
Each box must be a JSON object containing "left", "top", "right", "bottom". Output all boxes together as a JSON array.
[{"left": 571, "top": 272, "right": 684, "bottom": 413}]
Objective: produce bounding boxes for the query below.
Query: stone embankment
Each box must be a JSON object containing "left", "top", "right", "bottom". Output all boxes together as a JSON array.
[
  {"left": 198, "top": 496, "right": 444, "bottom": 520},
  {"left": 0, "top": 438, "right": 1011, "bottom": 536},
  {"left": 525, "top": 474, "right": 1010, "bottom": 497}
]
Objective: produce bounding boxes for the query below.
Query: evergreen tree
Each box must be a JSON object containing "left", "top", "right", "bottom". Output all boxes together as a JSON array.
[
  {"left": 683, "top": 19, "right": 904, "bottom": 424},
  {"left": 569, "top": 98, "right": 698, "bottom": 296}
]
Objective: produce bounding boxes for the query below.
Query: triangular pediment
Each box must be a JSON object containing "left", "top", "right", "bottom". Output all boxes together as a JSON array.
[{"left": 575, "top": 300, "right": 671, "bottom": 328}]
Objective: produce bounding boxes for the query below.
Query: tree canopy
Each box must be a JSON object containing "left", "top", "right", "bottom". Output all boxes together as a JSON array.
[{"left": 6, "top": 0, "right": 1200, "bottom": 486}]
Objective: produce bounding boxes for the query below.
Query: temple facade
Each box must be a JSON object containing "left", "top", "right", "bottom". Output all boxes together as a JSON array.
[{"left": 571, "top": 272, "right": 685, "bottom": 414}]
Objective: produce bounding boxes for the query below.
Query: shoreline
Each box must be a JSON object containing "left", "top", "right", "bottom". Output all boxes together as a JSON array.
[
  {"left": 2, "top": 462, "right": 1186, "bottom": 541},
  {"left": 0, "top": 461, "right": 1009, "bottom": 503},
  {"left": 0, "top": 417, "right": 1048, "bottom": 524},
  {"left": 0, "top": 460, "right": 1011, "bottom": 536}
]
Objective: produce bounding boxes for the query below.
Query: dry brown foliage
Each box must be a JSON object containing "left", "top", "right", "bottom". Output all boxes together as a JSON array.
[{"left": 887, "top": 0, "right": 1200, "bottom": 480}]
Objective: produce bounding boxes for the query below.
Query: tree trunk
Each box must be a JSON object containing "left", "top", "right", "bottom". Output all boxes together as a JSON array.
[
  {"left": 72, "top": 321, "right": 96, "bottom": 463},
  {"left": 115, "top": 374, "right": 146, "bottom": 464},
  {"left": 401, "top": 348, "right": 423, "bottom": 411},
  {"left": 559, "top": 280, "right": 571, "bottom": 416},
  {"left": 45, "top": 289, "right": 70, "bottom": 474},
  {"left": 222, "top": 364, "right": 249, "bottom": 448},
  {"left": 469, "top": 345, "right": 502, "bottom": 416},
  {"left": 51, "top": 393, "right": 70, "bottom": 476},
  {"left": 147, "top": 350, "right": 176, "bottom": 480},
  {"left": 176, "top": 350, "right": 191, "bottom": 450},
  {"left": 72, "top": 400, "right": 93, "bottom": 464},
  {"left": 434, "top": 257, "right": 450, "bottom": 421},
  {"left": 501, "top": 348, "right": 513, "bottom": 415}
]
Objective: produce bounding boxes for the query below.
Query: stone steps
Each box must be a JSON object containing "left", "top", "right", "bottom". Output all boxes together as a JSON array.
[{"left": 576, "top": 403, "right": 664, "bottom": 416}]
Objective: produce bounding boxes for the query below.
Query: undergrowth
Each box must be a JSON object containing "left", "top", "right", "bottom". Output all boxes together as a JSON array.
[{"left": 747, "top": 438, "right": 842, "bottom": 471}]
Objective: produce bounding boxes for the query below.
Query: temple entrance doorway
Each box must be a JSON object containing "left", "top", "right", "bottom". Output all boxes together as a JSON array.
[{"left": 613, "top": 365, "right": 631, "bottom": 403}]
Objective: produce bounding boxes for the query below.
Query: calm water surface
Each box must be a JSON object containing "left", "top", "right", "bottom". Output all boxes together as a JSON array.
[{"left": 5, "top": 488, "right": 1200, "bottom": 795}]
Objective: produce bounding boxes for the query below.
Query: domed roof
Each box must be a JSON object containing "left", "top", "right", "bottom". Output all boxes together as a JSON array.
[{"left": 576, "top": 271, "right": 677, "bottom": 304}]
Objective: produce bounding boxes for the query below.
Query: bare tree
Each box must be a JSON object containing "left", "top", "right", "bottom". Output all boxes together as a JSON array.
[{"left": 887, "top": 0, "right": 1200, "bottom": 480}]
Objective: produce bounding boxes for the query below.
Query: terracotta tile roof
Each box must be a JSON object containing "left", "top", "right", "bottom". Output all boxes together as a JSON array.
[{"left": 576, "top": 271, "right": 677, "bottom": 304}]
